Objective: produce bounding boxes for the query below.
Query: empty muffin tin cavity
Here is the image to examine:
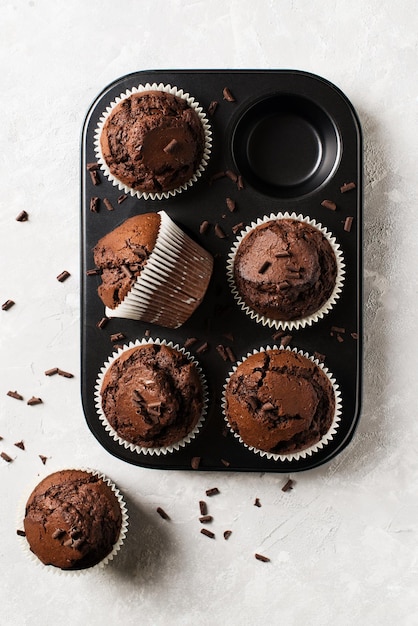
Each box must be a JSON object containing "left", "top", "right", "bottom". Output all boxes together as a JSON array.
[{"left": 232, "top": 94, "right": 340, "bottom": 198}]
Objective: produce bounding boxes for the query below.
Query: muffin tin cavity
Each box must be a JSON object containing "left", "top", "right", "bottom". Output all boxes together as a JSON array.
[
  {"left": 81, "top": 70, "right": 362, "bottom": 473},
  {"left": 232, "top": 94, "right": 340, "bottom": 198}
]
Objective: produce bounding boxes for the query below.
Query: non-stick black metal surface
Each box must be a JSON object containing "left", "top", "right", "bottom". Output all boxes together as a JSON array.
[{"left": 81, "top": 70, "right": 362, "bottom": 472}]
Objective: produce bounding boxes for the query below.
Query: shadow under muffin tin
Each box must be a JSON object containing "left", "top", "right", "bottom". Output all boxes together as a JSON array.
[{"left": 81, "top": 70, "right": 362, "bottom": 473}]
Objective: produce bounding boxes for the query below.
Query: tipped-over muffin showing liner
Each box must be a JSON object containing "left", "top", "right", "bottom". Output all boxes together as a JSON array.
[
  {"left": 94, "top": 82, "right": 212, "bottom": 200},
  {"left": 95, "top": 338, "right": 208, "bottom": 456},
  {"left": 94, "top": 210, "right": 214, "bottom": 329},
  {"left": 18, "top": 468, "right": 128, "bottom": 574},
  {"left": 222, "top": 346, "right": 342, "bottom": 462},
  {"left": 227, "top": 212, "right": 345, "bottom": 331}
]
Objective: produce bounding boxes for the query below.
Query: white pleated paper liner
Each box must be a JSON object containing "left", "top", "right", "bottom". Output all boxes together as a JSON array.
[
  {"left": 104, "top": 210, "right": 213, "bottom": 328},
  {"left": 226, "top": 212, "right": 346, "bottom": 331},
  {"left": 17, "top": 468, "right": 129, "bottom": 575},
  {"left": 94, "top": 338, "right": 208, "bottom": 456},
  {"left": 94, "top": 82, "right": 212, "bottom": 200},
  {"left": 221, "top": 345, "right": 342, "bottom": 463}
]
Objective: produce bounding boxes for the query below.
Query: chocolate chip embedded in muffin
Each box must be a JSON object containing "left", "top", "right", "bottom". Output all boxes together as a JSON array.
[
  {"left": 100, "top": 90, "right": 206, "bottom": 194},
  {"left": 23, "top": 470, "right": 123, "bottom": 570},
  {"left": 233, "top": 218, "right": 338, "bottom": 321},
  {"left": 100, "top": 343, "right": 204, "bottom": 448},
  {"left": 224, "top": 349, "right": 335, "bottom": 455}
]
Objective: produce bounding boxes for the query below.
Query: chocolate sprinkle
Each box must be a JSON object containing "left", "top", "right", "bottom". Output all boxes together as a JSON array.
[
  {"left": 14, "top": 441, "right": 25, "bottom": 450},
  {"left": 280, "top": 335, "right": 293, "bottom": 348},
  {"left": 86, "top": 162, "right": 100, "bottom": 171},
  {"left": 16, "top": 529, "right": 26, "bottom": 537},
  {"left": 226, "top": 197, "right": 236, "bottom": 212},
  {"left": 221, "top": 459, "right": 230, "bottom": 467},
  {"left": 237, "top": 175, "right": 244, "bottom": 190},
  {"left": 103, "top": 198, "right": 114, "bottom": 212},
  {"left": 321, "top": 199, "right": 337, "bottom": 211},
  {"left": 351, "top": 332, "right": 359, "bottom": 340},
  {"left": 225, "top": 346, "right": 236, "bottom": 363},
  {"left": 117, "top": 194, "right": 128, "bottom": 204},
  {"left": 89, "top": 170, "right": 100, "bottom": 185},
  {"left": 2, "top": 300, "right": 15, "bottom": 311},
  {"left": 208, "top": 100, "right": 218, "bottom": 115},
  {"left": 255, "top": 553, "right": 270, "bottom": 563},
  {"left": 258, "top": 261, "right": 271, "bottom": 274},
  {"left": 90, "top": 196, "right": 100, "bottom": 212},
  {"left": 7, "top": 390, "right": 23, "bottom": 400},
  {"left": 254, "top": 498, "right": 261, "bottom": 507},
  {"left": 282, "top": 479, "right": 294, "bottom": 492},
  {"left": 223, "top": 530, "right": 232, "bottom": 540},
  {"left": 206, "top": 487, "right": 220, "bottom": 497},
  {"left": 1, "top": 452, "right": 13, "bottom": 462},
  {"left": 199, "top": 515, "right": 213, "bottom": 524},
  {"left": 156, "top": 507, "right": 170, "bottom": 521},
  {"left": 163, "top": 138, "right": 178, "bottom": 154},
  {"left": 199, "top": 501, "right": 207, "bottom": 516},
  {"left": 225, "top": 169, "right": 238, "bottom": 183},
  {"left": 96, "top": 317, "right": 109, "bottom": 329},
  {"left": 210, "top": 171, "right": 226, "bottom": 183},
  {"left": 344, "top": 216, "right": 354, "bottom": 232},
  {"left": 45, "top": 367, "right": 59, "bottom": 376},
  {"left": 201, "top": 528, "right": 215, "bottom": 539},
  {"left": 331, "top": 326, "right": 345, "bottom": 334},
  {"left": 191, "top": 456, "right": 201, "bottom": 470},
  {"left": 39, "top": 455, "right": 47, "bottom": 465},
  {"left": 57, "top": 270, "right": 70, "bottom": 282},
  {"left": 184, "top": 337, "right": 198, "bottom": 349},
  {"left": 57, "top": 369, "right": 74, "bottom": 379},
  {"left": 86, "top": 268, "right": 101, "bottom": 276},
  {"left": 199, "top": 220, "right": 210, "bottom": 235},
  {"left": 214, "top": 224, "right": 227, "bottom": 239},
  {"left": 196, "top": 342, "right": 209, "bottom": 354},
  {"left": 340, "top": 181, "right": 356, "bottom": 193},
  {"left": 52, "top": 528, "right": 65, "bottom": 540},
  {"left": 16, "top": 210, "right": 29, "bottom": 222},
  {"left": 110, "top": 332, "right": 125, "bottom": 342},
  {"left": 216, "top": 344, "right": 228, "bottom": 361},
  {"left": 223, "top": 87, "right": 236, "bottom": 102},
  {"left": 232, "top": 222, "right": 245, "bottom": 235},
  {"left": 27, "top": 396, "right": 42, "bottom": 406}
]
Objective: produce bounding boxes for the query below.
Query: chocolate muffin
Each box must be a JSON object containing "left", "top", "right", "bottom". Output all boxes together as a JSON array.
[
  {"left": 93, "top": 211, "right": 213, "bottom": 328},
  {"left": 99, "top": 343, "right": 204, "bottom": 449},
  {"left": 23, "top": 470, "right": 124, "bottom": 570},
  {"left": 99, "top": 90, "right": 206, "bottom": 194},
  {"left": 224, "top": 349, "right": 336, "bottom": 455},
  {"left": 232, "top": 217, "right": 339, "bottom": 322}
]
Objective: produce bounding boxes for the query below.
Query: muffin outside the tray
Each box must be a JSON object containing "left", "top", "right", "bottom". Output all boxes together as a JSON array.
[
  {"left": 22, "top": 469, "right": 127, "bottom": 571},
  {"left": 223, "top": 348, "right": 337, "bottom": 457},
  {"left": 98, "top": 342, "right": 205, "bottom": 451},
  {"left": 99, "top": 88, "right": 208, "bottom": 196},
  {"left": 93, "top": 210, "right": 213, "bottom": 329},
  {"left": 230, "top": 214, "right": 343, "bottom": 328}
]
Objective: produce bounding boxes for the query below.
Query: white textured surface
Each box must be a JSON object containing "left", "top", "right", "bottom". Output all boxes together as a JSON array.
[{"left": 1, "top": 1, "right": 418, "bottom": 624}]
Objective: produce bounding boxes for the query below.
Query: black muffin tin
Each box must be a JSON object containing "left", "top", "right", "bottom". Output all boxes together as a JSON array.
[{"left": 81, "top": 70, "right": 362, "bottom": 472}]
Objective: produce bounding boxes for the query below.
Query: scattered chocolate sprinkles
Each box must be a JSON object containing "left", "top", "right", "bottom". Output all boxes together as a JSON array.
[
  {"left": 199, "top": 515, "right": 213, "bottom": 524},
  {"left": 90, "top": 196, "right": 100, "bottom": 212},
  {"left": 232, "top": 222, "right": 245, "bottom": 235},
  {"left": 86, "top": 162, "right": 100, "bottom": 171},
  {"left": 280, "top": 335, "right": 293, "bottom": 348},
  {"left": 196, "top": 342, "right": 209, "bottom": 354},
  {"left": 27, "top": 396, "right": 42, "bottom": 406},
  {"left": 223, "top": 530, "right": 232, "bottom": 540},
  {"left": 321, "top": 199, "right": 337, "bottom": 211},
  {"left": 214, "top": 224, "right": 227, "bottom": 239},
  {"left": 225, "top": 169, "right": 238, "bottom": 183},
  {"left": 282, "top": 478, "right": 294, "bottom": 492},
  {"left": 255, "top": 553, "right": 270, "bottom": 563},
  {"left": 184, "top": 337, "right": 198, "bottom": 349},
  {"left": 1, "top": 452, "right": 13, "bottom": 463},
  {"left": 163, "top": 138, "right": 178, "bottom": 154},
  {"left": 2, "top": 299, "right": 15, "bottom": 311},
  {"left": 44, "top": 367, "right": 58, "bottom": 376},
  {"left": 201, "top": 528, "right": 215, "bottom": 539},
  {"left": 89, "top": 170, "right": 100, "bottom": 185},
  {"left": 39, "top": 455, "right": 47, "bottom": 465},
  {"left": 110, "top": 332, "right": 125, "bottom": 342},
  {"left": 103, "top": 198, "right": 114, "bottom": 211},
  {"left": 16, "top": 529, "right": 26, "bottom": 537},
  {"left": 96, "top": 316, "right": 109, "bottom": 329},
  {"left": 156, "top": 507, "right": 170, "bottom": 521},
  {"left": 16, "top": 210, "right": 29, "bottom": 222},
  {"left": 221, "top": 459, "right": 230, "bottom": 467},
  {"left": 225, "top": 346, "right": 236, "bottom": 363},
  {"left": 340, "top": 181, "right": 356, "bottom": 193},
  {"left": 199, "top": 220, "right": 210, "bottom": 235},
  {"left": 7, "top": 390, "right": 23, "bottom": 400},
  {"left": 210, "top": 171, "right": 226, "bottom": 183},
  {"left": 254, "top": 498, "right": 261, "bottom": 507},
  {"left": 57, "top": 270, "right": 71, "bottom": 283},
  {"left": 223, "top": 87, "right": 236, "bottom": 102},
  {"left": 331, "top": 326, "right": 345, "bottom": 334},
  {"left": 206, "top": 487, "right": 220, "bottom": 497},
  {"left": 57, "top": 369, "right": 74, "bottom": 379},
  {"left": 344, "top": 216, "right": 354, "bottom": 232},
  {"left": 208, "top": 100, "right": 218, "bottom": 115},
  {"left": 272, "top": 330, "right": 285, "bottom": 341},
  {"left": 258, "top": 261, "right": 271, "bottom": 274},
  {"left": 86, "top": 268, "right": 101, "bottom": 276},
  {"left": 117, "top": 194, "right": 128, "bottom": 204},
  {"left": 351, "top": 332, "right": 359, "bottom": 340},
  {"left": 237, "top": 175, "right": 244, "bottom": 190},
  {"left": 199, "top": 501, "right": 207, "bottom": 516},
  {"left": 216, "top": 344, "right": 228, "bottom": 361},
  {"left": 314, "top": 351, "right": 326, "bottom": 362},
  {"left": 191, "top": 456, "right": 201, "bottom": 470},
  {"left": 14, "top": 441, "right": 25, "bottom": 450}
]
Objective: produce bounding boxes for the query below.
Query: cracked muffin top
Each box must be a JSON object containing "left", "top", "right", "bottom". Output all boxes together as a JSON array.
[
  {"left": 100, "top": 90, "right": 206, "bottom": 194},
  {"left": 224, "top": 348, "right": 335, "bottom": 455}
]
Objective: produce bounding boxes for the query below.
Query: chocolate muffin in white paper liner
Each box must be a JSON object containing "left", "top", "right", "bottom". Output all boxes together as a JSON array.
[
  {"left": 94, "top": 82, "right": 212, "bottom": 200},
  {"left": 95, "top": 338, "right": 208, "bottom": 456},
  {"left": 221, "top": 345, "right": 342, "bottom": 463},
  {"left": 227, "top": 212, "right": 345, "bottom": 331},
  {"left": 17, "top": 468, "right": 128, "bottom": 575},
  {"left": 103, "top": 210, "right": 213, "bottom": 329}
]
